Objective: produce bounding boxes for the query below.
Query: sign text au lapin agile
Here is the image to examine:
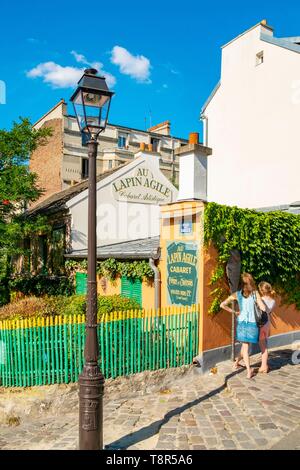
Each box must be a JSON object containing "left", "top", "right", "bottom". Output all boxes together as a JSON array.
[{"left": 112, "top": 167, "right": 172, "bottom": 204}]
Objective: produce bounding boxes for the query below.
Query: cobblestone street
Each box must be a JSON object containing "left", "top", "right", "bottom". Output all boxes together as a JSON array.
[{"left": 0, "top": 345, "right": 299, "bottom": 450}]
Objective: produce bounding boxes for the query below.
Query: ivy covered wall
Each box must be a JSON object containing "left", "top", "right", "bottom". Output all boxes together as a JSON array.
[{"left": 204, "top": 202, "right": 300, "bottom": 314}]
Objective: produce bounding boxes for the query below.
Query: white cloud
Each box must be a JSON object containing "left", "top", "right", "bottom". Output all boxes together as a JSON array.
[
  {"left": 27, "top": 38, "right": 39, "bottom": 44},
  {"left": 162, "top": 83, "right": 168, "bottom": 89},
  {"left": 27, "top": 37, "right": 47, "bottom": 45},
  {"left": 26, "top": 51, "right": 116, "bottom": 89},
  {"left": 70, "top": 51, "right": 116, "bottom": 88},
  {"left": 111, "top": 46, "right": 151, "bottom": 83},
  {"left": 70, "top": 50, "right": 87, "bottom": 64},
  {"left": 26, "top": 62, "right": 83, "bottom": 88},
  {"left": 162, "top": 63, "right": 180, "bottom": 75}
]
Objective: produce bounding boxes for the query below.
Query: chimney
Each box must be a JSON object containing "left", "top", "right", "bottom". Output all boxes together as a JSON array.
[
  {"left": 176, "top": 133, "right": 212, "bottom": 201},
  {"left": 147, "top": 120, "right": 171, "bottom": 136},
  {"left": 259, "top": 19, "right": 274, "bottom": 37}
]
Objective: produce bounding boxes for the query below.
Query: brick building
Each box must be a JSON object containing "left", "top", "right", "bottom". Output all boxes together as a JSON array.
[{"left": 30, "top": 100, "right": 188, "bottom": 204}]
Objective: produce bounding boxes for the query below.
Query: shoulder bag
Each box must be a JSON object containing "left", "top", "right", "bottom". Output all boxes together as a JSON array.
[{"left": 253, "top": 291, "right": 268, "bottom": 327}]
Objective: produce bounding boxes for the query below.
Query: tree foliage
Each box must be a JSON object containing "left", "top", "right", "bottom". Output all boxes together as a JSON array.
[{"left": 0, "top": 118, "right": 52, "bottom": 303}]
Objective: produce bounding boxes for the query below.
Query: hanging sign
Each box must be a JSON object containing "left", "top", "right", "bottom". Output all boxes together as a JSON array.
[{"left": 167, "top": 241, "right": 199, "bottom": 306}]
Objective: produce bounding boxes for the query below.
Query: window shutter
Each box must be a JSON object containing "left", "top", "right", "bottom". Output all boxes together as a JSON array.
[
  {"left": 121, "top": 276, "right": 131, "bottom": 298},
  {"left": 75, "top": 272, "right": 87, "bottom": 295},
  {"left": 121, "top": 276, "right": 142, "bottom": 306}
]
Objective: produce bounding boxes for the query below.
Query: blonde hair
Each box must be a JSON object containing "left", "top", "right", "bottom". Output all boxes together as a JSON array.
[
  {"left": 258, "top": 281, "right": 276, "bottom": 298},
  {"left": 241, "top": 273, "right": 256, "bottom": 295}
]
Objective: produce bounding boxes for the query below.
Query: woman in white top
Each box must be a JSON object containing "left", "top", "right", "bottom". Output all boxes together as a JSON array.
[{"left": 258, "top": 282, "right": 276, "bottom": 373}]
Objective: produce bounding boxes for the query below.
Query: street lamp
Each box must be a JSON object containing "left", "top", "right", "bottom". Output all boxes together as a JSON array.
[{"left": 70, "top": 68, "right": 114, "bottom": 450}]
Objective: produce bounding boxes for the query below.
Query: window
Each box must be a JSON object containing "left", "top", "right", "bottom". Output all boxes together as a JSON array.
[
  {"left": 23, "top": 238, "right": 31, "bottom": 273},
  {"left": 121, "top": 276, "right": 142, "bottom": 306},
  {"left": 118, "top": 133, "right": 128, "bottom": 148},
  {"left": 151, "top": 137, "right": 160, "bottom": 152},
  {"left": 51, "top": 226, "right": 65, "bottom": 274},
  {"left": 38, "top": 235, "right": 48, "bottom": 274},
  {"left": 82, "top": 158, "right": 89, "bottom": 179},
  {"left": 256, "top": 51, "right": 264, "bottom": 66},
  {"left": 108, "top": 160, "right": 113, "bottom": 169}
]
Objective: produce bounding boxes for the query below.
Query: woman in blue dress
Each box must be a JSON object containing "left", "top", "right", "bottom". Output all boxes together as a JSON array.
[{"left": 220, "top": 273, "right": 266, "bottom": 379}]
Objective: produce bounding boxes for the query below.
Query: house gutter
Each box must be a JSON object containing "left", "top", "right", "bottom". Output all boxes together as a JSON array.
[{"left": 64, "top": 251, "right": 157, "bottom": 259}]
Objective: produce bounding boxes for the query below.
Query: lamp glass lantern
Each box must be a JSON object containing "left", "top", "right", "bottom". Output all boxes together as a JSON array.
[{"left": 70, "top": 68, "right": 114, "bottom": 139}]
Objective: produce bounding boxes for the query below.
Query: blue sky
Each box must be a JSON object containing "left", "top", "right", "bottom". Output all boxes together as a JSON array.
[{"left": 1, "top": 0, "right": 300, "bottom": 140}]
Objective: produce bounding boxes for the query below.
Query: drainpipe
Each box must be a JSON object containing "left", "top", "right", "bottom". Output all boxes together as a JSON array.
[
  {"left": 200, "top": 114, "right": 208, "bottom": 147},
  {"left": 149, "top": 258, "right": 161, "bottom": 310}
]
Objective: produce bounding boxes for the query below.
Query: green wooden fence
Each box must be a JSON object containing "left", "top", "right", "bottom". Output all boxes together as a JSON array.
[{"left": 0, "top": 304, "right": 200, "bottom": 387}]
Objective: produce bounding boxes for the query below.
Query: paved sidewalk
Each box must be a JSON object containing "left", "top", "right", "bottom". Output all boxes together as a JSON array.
[
  {"left": 0, "top": 344, "right": 299, "bottom": 450},
  {"left": 270, "top": 426, "right": 300, "bottom": 450}
]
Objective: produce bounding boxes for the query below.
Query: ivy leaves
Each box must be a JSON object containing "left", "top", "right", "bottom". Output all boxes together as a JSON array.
[
  {"left": 65, "top": 258, "right": 154, "bottom": 281},
  {"left": 204, "top": 202, "right": 300, "bottom": 312}
]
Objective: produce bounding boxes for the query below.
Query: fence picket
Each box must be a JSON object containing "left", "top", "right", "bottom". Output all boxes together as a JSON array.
[
  {"left": 2, "top": 322, "right": 6, "bottom": 386},
  {"left": 2, "top": 322, "right": 7, "bottom": 386},
  {"left": 113, "top": 311, "right": 117, "bottom": 378},
  {"left": 109, "top": 313, "right": 113, "bottom": 378},
  {"left": 99, "top": 315, "right": 104, "bottom": 376},
  {"left": 63, "top": 317, "right": 68, "bottom": 383},
  {"left": 118, "top": 311, "right": 123, "bottom": 377},
  {"left": 24, "top": 319, "right": 29, "bottom": 386}
]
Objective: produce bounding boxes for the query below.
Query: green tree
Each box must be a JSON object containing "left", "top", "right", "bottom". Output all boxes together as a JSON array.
[{"left": 0, "top": 118, "right": 52, "bottom": 304}]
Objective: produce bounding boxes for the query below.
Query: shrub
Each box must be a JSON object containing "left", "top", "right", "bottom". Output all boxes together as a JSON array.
[
  {"left": 97, "top": 295, "right": 141, "bottom": 316},
  {"left": 61, "top": 295, "right": 86, "bottom": 316},
  {"left": 59, "top": 294, "right": 141, "bottom": 319},
  {"left": 0, "top": 296, "right": 52, "bottom": 320},
  {"left": 0, "top": 294, "right": 141, "bottom": 320},
  {"left": 9, "top": 275, "right": 75, "bottom": 298}
]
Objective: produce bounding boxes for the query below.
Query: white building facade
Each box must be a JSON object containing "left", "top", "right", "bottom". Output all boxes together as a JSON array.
[
  {"left": 67, "top": 150, "right": 178, "bottom": 251},
  {"left": 201, "top": 20, "right": 300, "bottom": 209}
]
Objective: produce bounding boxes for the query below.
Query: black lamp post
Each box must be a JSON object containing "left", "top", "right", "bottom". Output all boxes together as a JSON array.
[
  {"left": 70, "top": 68, "right": 114, "bottom": 450},
  {"left": 225, "top": 249, "right": 241, "bottom": 362}
]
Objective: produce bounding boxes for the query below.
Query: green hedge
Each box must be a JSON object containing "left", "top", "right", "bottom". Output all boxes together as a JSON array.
[
  {"left": 0, "top": 294, "right": 141, "bottom": 321},
  {"left": 62, "top": 294, "right": 141, "bottom": 317}
]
